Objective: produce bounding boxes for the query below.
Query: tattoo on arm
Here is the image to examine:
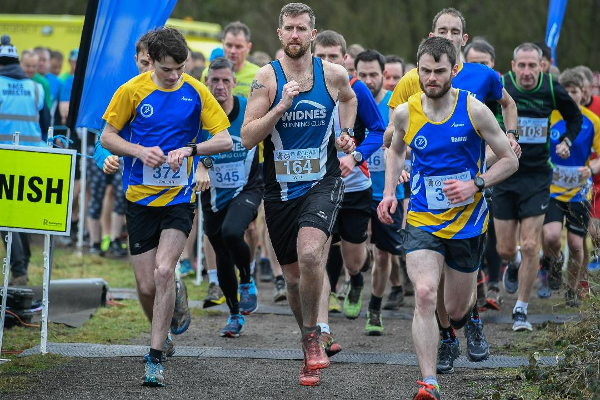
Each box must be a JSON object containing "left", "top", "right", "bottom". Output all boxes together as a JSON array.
[{"left": 250, "top": 80, "right": 266, "bottom": 96}]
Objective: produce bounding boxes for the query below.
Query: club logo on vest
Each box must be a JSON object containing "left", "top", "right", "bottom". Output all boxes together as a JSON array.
[
  {"left": 281, "top": 100, "right": 327, "bottom": 128},
  {"left": 140, "top": 104, "right": 154, "bottom": 118},
  {"left": 414, "top": 135, "right": 427, "bottom": 150},
  {"left": 550, "top": 128, "right": 560, "bottom": 141}
]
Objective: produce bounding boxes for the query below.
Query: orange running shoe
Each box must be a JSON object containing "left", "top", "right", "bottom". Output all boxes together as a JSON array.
[
  {"left": 302, "top": 332, "right": 330, "bottom": 370},
  {"left": 320, "top": 332, "right": 343, "bottom": 357},
  {"left": 413, "top": 380, "right": 440, "bottom": 399},
  {"left": 299, "top": 360, "right": 321, "bottom": 386}
]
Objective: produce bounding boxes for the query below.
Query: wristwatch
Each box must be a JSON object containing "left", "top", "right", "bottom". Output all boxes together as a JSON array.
[
  {"left": 341, "top": 128, "right": 354, "bottom": 137},
  {"left": 200, "top": 157, "right": 214, "bottom": 169},
  {"left": 474, "top": 176, "right": 485, "bottom": 192},
  {"left": 186, "top": 142, "right": 197, "bottom": 156},
  {"left": 351, "top": 150, "right": 363, "bottom": 164},
  {"left": 506, "top": 129, "right": 519, "bottom": 142}
]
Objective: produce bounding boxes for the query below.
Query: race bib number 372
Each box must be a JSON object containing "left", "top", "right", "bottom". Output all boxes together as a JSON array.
[
  {"left": 424, "top": 171, "right": 474, "bottom": 210},
  {"left": 274, "top": 148, "right": 321, "bottom": 182},
  {"left": 142, "top": 159, "right": 188, "bottom": 186}
]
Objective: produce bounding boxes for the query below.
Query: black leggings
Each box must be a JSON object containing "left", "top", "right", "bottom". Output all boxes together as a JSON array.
[
  {"left": 203, "top": 190, "right": 260, "bottom": 314},
  {"left": 326, "top": 243, "right": 344, "bottom": 293},
  {"left": 484, "top": 208, "right": 502, "bottom": 284}
]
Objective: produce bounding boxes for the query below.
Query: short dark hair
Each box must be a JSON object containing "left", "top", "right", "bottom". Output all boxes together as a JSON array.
[
  {"left": 533, "top": 41, "right": 552, "bottom": 60},
  {"left": 135, "top": 30, "right": 155, "bottom": 55},
  {"left": 354, "top": 49, "right": 385, "bottom": 72},
  {"left": 223, "top": 21, "right": 251, "bottom": 42},
  {"left": 385, "top": 54, "right": 405, "bottom": 72},
  {"left": 314, "top": 30, "right": 346, "bottom": 55},
  {"left": 464, "top": 39, "right": 495, "bottom": 61},
  {"left": 559, "top": 68, "right": 584, "bottom": 89},
  {"left": 50, "top": 50, "right": 63, "bottom": 61},
  {"left": 417, "top": 36, "right": 457, "bottom": 68},
  {"left": 192, "top": 51, "right": 205, "bottom": 62},
  {"left": 207, "top": 57, "right": 235, "bottom": 76},
  {"left": 279, "top": 3, "right": 315, "bottom": 30},
  {"left": 432, "top": 7, "right": 466, "bottom": 33},
  {"left": 147, "top": 27, "right": 188, "bottom": 64}
]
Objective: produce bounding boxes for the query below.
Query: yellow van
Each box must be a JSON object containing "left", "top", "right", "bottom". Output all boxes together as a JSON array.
[{"left": 0, "top": 14, "right": 222, "bottom": 73}]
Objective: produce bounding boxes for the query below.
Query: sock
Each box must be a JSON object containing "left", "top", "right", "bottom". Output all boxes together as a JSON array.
[
  {"left": 301, "top": 325, "right": 318, "bottom": 336},
  {"left": 92, "top": 242, "right": 101, "bottom": 249},
  {"left": 250, "top": 260, "right": 256, "bottom": 276},
  {"left": 350, "top": 271, "right": 364, "bottom": 287},
  {"left": 440, "top": 326, "right": 457, "bottom": 342},
  {"left": 514, "top": 300, "right": 528, "bottom": 314},
  {"left": 317, "top": 323, "right": 330, "bottom": 334},
  {"left": 275, "top": 275, "right": 284, "bottom": 283},
  {"left": 369, "top": 294, "right": 383, "bottom": 311},
  {"left": 423, "top": 375, "right": 439, "bottom": 389},
  {"left": 470, "top": 304, "right": 480, "bottom": 322},
  {"left": 149, "top": 348, "right": 162, "bottom": 361},
  {"left": 391, "top": 285, "right": 403, "bottom": 293},
  {"left": 208, "top": 269, "right": 219, "bottom": 285}
]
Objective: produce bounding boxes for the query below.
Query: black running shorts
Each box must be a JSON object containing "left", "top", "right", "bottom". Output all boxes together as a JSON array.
[
  {"left": 331, "top": 187, "right": 372, "bottom": 244},
  {"left": 492, "top": 170, "right": 552, "bottom": 220},
  {"left": 543, "top": 197, "right": 590, "bottom": 237},
  {"left": 126, "top": 201, "right": 195, "bottom": 255},
  {"left": 370, "top": 199, "right": 403, "bottom": 255},
  {"left": 264, "top": 176, "right": 344, "bottom": 265}
]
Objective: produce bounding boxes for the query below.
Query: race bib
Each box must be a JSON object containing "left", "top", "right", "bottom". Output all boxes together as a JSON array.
[
  {"left": 518, "top": 117, "right": 548, "bottom": 144},
  {"left": 210, "top": 161, "right": 245, "bottom": 189},
  {"left": 424, "top": 171, "right": 474, "bottom": 210},
  {"left": 367, "top": 148, "right": 385, "bottom": 172},
  {"left": 552, "top": 165, "right": 584, "bottom": 188},
  {"left": 274, "top": 148, "right": 321, "bottom": 182},
  {"left": 142, "top": 159, "right": 188, "bottom": 186}
]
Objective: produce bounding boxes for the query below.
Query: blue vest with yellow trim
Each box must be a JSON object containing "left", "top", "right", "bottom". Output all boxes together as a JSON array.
[{"left": 405, "top": 89, "right": 487, "bottom": 239}]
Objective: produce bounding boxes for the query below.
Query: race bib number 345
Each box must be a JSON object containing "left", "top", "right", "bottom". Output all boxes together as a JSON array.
[
  {"left": 425, "top": 171, "right": 474, "bottom": 210},
  {"left": 274, "top": 148, "right": 321, "bottom": 182},
  {"left": 142, "top": 159, "right": 188, "bottom": 186}
]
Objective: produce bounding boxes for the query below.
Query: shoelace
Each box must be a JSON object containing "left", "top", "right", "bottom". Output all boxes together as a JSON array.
[
  {"left": 467, "top": 322, "right": 483, "bottom": 344},
  {"left": 349, "top": 287, "right": 361, "bottom": 302},
  {"left": 369, "top": 312, "right": 381, "bottom": 326},
  {"left": 305, "top": 334, "right": 322, "bottom": 357},
  {"left": 240, "top": 286, "right": 251, "bottom": 303},
  {"left": 437, "top": 340, "right": 455, "bottom": 359}
]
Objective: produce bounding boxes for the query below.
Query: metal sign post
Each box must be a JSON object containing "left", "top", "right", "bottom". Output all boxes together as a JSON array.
[
  {"left": 0, "top": 232, "right": 13, "bottom": 362},
  {"left": 195, "top": 193, "right": 204, "bottom": 286},
  {"left": 77, "top": 128, "right": 88, "bottom": 256}
]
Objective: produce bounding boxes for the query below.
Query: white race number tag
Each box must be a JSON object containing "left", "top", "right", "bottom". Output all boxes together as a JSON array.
[
  {"left": 274, "top": 148, "right": 321, "bottom": 182},
  {"left": 552, "top": 165, "right": 583, "bottom": 188},
  {"left": 142, "top": 159, "right": 188, "bottom": 186},
  {"left": 210, "top": 161, "right": 245, "bottom": 189},
  {"left": 518, "top": 117, "right": 548, "bottom": 144},
  {"left": 367, "top": 148, "right": 385, "bottom": 172},
  {"left": 424, "top": 171, "right": 474, "bottom": 210}
]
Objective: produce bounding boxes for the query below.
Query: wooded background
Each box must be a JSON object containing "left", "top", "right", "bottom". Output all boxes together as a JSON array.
[{"left": 6, "top": 0, "right": 599, "bottom": 72}]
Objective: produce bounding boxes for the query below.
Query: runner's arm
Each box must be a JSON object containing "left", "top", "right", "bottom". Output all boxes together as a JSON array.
[
  {"left": 334, "top": 65, "right": 358, "bottom": 133},
  {"left": 353, "top": 80, "right": 383, "bottom": 161},
  {"left": 497, "top": 88, "right": 518, "bottom": 135},
  {"left": 100, "top": 123, "right": 165, "bottom": 168},
  {"left": 554, "top": 82, "right": 583, "bottom": 145}
]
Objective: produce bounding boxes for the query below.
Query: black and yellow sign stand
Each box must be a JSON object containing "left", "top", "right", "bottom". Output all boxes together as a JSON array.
[{"left": 0, "top": 133, "right": 76, "bottom": 359}]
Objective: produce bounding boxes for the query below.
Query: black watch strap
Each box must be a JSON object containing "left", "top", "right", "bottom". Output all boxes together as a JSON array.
[{"left": 186, "top": 142, "right": 197, "bottom": 156}]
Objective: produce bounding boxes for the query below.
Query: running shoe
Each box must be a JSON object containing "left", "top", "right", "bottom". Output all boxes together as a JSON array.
[
  {"left": 436, "top": 338, "right": 460, "bottom": 374},
  {"left": 239, "top": 278, "right": 258, "bottom": 315},
  {"left": 259, "top": 258, "right": 273, "bottom": 282},
  {"left": 179, "top": 258, "right": 195, "bottom": 277},
  {"left": 337, "top": 281, "right": 350, "bottom": 300},
  {"left": 383, "top": 286, "right": 404, "bottom": 310},
  {"left": 273, "top": 278, "right": 287, "bottom": 302},
  {"left": 578, "top": 279, "right": 591, "bottom": 299},
  {"left": 502, "top": 260, "right": 520, "bottom": 294},
  {"left": 413, "top": 380, "right": 441, "bottom": 399},
  {"left": 538, "top": 270, "right": 551, "bottom": 298},
  {"left": 343, "top": 285, "right": 363, "bottom": 319},
  {"left": 361, "top": 247, "right": 374, "bottom": 273},
  {"left": 88, "top": 242, "right": 105, "bottom": 257},
  {"left": 220, "top": 314, "right": 245, "bottom": 338},
  {"left": 171, "top": 276, "right": 191, "bottom": 335},
  {"left": 320, "top": 331, "right": 342, "bottom": 357},
  {"left": 302, "top": 332, "right": 329, "bottom": 370},
  {"left": 464, "top": 319, "right": 489, "bottom": 361},
  {"left": 512, "top": 307, "right": 533, "bottom": 332},
  {"left": 365, "top": 309, "right": 384, "bottom": 336},
  {"left": 107, "top": 238, "right": 128, "bottom": 258},
  {"left": 548, "top": 255, "right": 564, "bottom": 290},
  {"left": 484, "top": 284, "right": 502, "bottom": 310},
  {"left": 328, "top": 292, "right": 342, "bottom": 313},
  {"left": 161, "top": 333, "right": 175, "bottom": 362},
  {"left": 100, "top": 234, "right": 111, "bottom": 252},
  {"left": 203, "top": 282, "right": 226, "bottom": 308},
  {"left": 299, "top": 360, "right": 320, "bottom": 386},
  {"left": 564, "top": 288, "right": 581, "bottom": 308},
  {"left": 142, "top": 354, "right": 165, "bottom": 387}
]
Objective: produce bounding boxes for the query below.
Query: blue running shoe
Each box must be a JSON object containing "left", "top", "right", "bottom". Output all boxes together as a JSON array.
[
  {"left": 179, "top": 258, "right": 195, "bottom": 277},
  {"left": 171, "top": 276, "right": 191, "bottom": 335},
  {"left": 142, "top": 354, "right": 165, "bottom": 387},
  {"left": 538, "top": 270, "right": 551, "bottom": 298},
  {"left": 220, "top": 314, "right": 245, "bottom": 338},
  {"left": 239, "top": 278, "right": 258, "bottom": 315},
  {"left": 502, "top": 261, "right": 519, "bottom": 294}
]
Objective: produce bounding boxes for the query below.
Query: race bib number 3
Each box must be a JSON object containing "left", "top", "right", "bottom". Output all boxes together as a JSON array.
[
  {"left": 142, "top": 159, "right": 188, "bottom": 186},
  {"left": 210, "top": 161, "right": 245, "bottom": 189},
  {"left": 552, "top": 165, "right": 583, "bottom": 189},
  {"left": 518, "top": 117, "right": 548, "bottom": 144},
  {"left": 425, "top": 171, "right": 474, "bottom": 210},
  {"left": 367, "top": 148, "right": 385, "bottom": 172},
  {"left": 274, "top": 148, "right": 321, "bottom": 182}
]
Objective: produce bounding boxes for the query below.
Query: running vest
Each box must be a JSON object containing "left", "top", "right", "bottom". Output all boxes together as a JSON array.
[
  {"left": 549, "top": 107, "right": 600, "bottom": 202},
  {"left": 201, "top": 96, "right": 262, "bottom": 212},
  {"left": 264, "top": 57, "right": 337, "bottom": 202},
  {"left": 405, "top": 89, "right": 487, "bottom": 239},
  {"left": 0, "top": 76, "right": 44, "bottom": 146},
  {"left": 500, "top": 71, "right": 557, "bottom": 172},
  {"left": 367, "top": 90, "right": 404, "bottom": 201}
]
